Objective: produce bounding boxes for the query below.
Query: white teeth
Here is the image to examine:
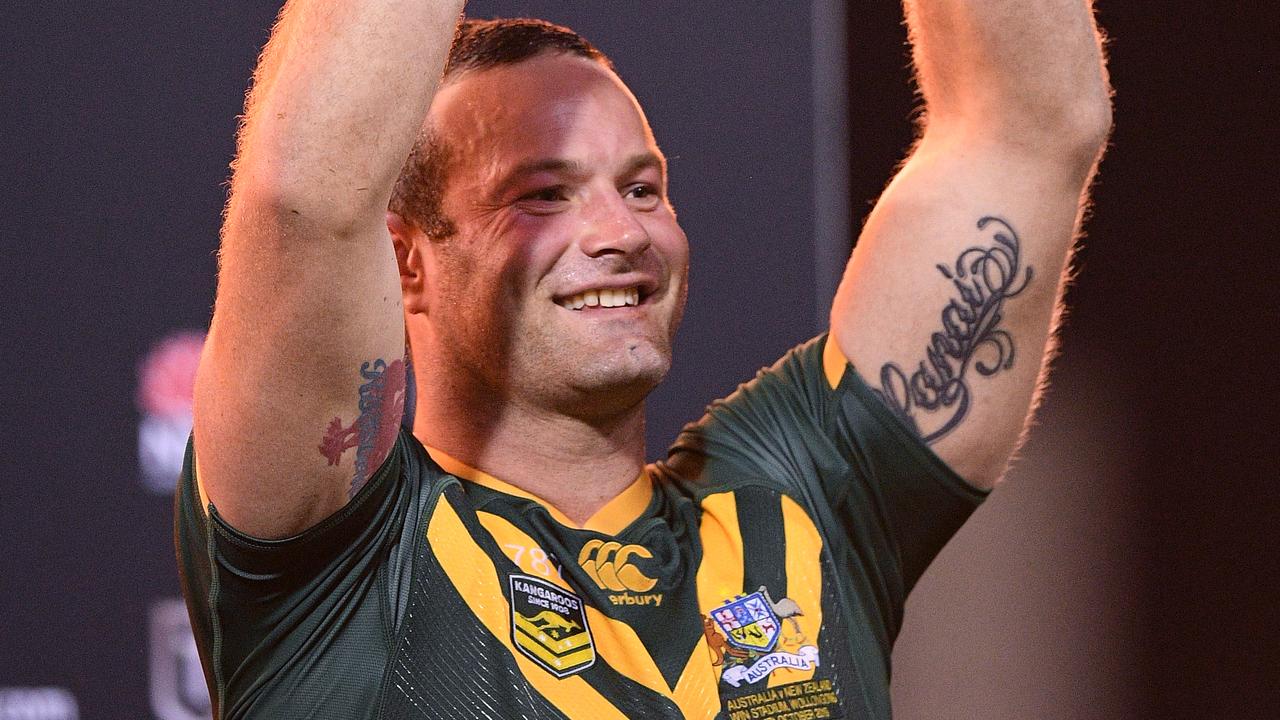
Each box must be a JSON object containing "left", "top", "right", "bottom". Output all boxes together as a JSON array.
[{"left": 558, "top": 286, "right": 643, "bottom": 310}]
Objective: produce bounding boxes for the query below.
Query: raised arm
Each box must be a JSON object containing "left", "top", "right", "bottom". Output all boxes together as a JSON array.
[
  {"left": 830, "top": 0, "right": 1111, "bottom": 490},
  {"left": 195, "top": 0, "right": 464, "bottom": 538}
]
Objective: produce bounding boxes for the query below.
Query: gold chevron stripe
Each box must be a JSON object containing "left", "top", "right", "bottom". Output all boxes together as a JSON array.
[
  {"left": 670, "top": 631, "right": 722, "bottom": 718},
  {"left": 768, "top": 494, "right": 825, "bottom": 688},
  {"left": 695, "top": 491, "right": 744, "bottom": 619},
  {"left": 691, "top": 489, "right": 745, "bottom": 699},
  {"left": 427, "top": 497, "right": 626, "bottom": 719},
  {"left": 514, "top": 626, "right": 597, "bottom": 669},
  {"left": 823, "top": 333, "right": 849, "bottom": 389},
  {"left": 478, "top": 511, "right": 670, "bottom": 690},
  {"left": 479, "top": 508, "right": 722, "bottom": 718}
]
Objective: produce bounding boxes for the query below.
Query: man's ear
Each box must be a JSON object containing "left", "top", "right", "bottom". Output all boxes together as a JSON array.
[{"left": 387, "top": 211, "right": 429, "bottom": 315}]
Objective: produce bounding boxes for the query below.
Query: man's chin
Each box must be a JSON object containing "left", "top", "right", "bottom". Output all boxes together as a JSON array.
[{"left": 557, "top": 343, "right": 670, "bottom": 414}]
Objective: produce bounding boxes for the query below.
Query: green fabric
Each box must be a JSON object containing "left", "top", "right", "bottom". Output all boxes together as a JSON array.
[{"left": 175, "top": 334, "right": 986, "bottom": 719}]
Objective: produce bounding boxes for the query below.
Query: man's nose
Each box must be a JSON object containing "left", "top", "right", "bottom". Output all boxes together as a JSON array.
[{"left": 578, "top": 192, "right": 652, "bottom": 259}]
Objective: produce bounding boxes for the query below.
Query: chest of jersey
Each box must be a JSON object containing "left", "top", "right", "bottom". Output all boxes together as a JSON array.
[{"left": 380, "top": 479, "right": 865, "bottom": 720}]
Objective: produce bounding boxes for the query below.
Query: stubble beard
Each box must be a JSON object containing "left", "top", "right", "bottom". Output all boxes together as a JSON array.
[{"left": 520, "top": 324, "right": 672, "bottom": 422}]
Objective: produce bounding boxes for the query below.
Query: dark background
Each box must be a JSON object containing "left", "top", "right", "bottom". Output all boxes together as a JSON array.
[
  {"left": 1, "top": 2, "right": 1276, "bottom": 718},
  {"left": 850, "top": 4, "right": 1280, "bottom": 718}
]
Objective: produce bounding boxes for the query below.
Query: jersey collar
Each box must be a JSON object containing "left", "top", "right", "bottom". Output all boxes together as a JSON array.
[{"left": 426, "top": 446, "right": 653, "bottom": 536}]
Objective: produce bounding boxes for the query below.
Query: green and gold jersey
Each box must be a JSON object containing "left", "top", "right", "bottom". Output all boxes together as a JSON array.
[{"left": 175, "top": 335, "right": 987, "bottom": 719}]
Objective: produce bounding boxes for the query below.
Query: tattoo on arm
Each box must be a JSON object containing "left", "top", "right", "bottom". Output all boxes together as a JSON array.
[
  {"left": 874, "top": 216, "right": 1033, "bottom": 444},
  {"left": 318, "top": 357, "right": 407, "bottom": 497}
]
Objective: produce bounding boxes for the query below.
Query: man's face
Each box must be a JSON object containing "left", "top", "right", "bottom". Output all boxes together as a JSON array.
[{"left": 422, "top": 53, "right": 689, "bottom": 418}]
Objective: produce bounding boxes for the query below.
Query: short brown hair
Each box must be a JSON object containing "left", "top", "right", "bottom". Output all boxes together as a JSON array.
[{"left": 388, "top": 18, "right": 613, "bottom": 239}]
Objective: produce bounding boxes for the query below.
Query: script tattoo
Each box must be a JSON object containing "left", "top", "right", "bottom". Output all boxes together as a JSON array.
[
  {"left": 318, "top": 358, "right": 407, "bottom": 497},
  {"left": 874, "top": 216, "right": 1033, "bottom": 443}
]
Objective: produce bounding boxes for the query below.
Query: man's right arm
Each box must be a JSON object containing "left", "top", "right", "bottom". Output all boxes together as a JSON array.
[{"left": 194, "top": 0, "right": 464, "bottom": 539}]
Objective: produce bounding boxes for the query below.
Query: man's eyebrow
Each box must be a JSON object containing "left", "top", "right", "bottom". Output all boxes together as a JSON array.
[{"left": 618, "top": 152, "right": 666, "bottom": 181}]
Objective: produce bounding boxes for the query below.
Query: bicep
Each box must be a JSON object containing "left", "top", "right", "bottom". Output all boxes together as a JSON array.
[
  {"left": 831, "top": 130, "right": 1098, "bottom": 489},
  {"left": 194, "top": 206, "right": 406, "bottom": 539}
]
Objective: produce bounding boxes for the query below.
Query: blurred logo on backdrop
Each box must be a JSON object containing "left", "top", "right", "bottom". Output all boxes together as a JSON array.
[
  {"left": 0, "top": 687, "right": 79, "bottom": 720},
  {"left": 137, "top": 331, "right": 205, "bottom": 493},
  {"left": 150, "top": 598, "right": 211, "bottom": 720}
]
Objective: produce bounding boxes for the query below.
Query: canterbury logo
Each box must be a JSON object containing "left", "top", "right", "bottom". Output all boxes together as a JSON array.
[{"left": 578, "top": 540, "right": 657, "bottom": 592}]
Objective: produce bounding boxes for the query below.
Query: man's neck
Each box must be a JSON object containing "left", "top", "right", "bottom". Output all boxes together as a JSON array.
[{"left": 412, "top": 383, "right": 647, "bottom": 526}]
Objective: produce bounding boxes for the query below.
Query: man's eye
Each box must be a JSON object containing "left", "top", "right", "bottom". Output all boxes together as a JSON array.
[
  {"left": 521, "top": 187, "right": 567, "bottom": 203},
  {"left": 625, "top": 184, "right": 661, "bottom": 202}
]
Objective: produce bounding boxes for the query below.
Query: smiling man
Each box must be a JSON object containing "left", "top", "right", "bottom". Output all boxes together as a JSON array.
[
  {"left": 176, "top": 3, "right": 1111, "bottom": 719},
  {"left": 388, "top": 44, "right": 690, "bottom": 519}
]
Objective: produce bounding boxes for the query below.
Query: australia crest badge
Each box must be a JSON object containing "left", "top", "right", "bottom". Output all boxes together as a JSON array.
[{"left": 707, "top": 586, "right": 820, "bottom": 688}]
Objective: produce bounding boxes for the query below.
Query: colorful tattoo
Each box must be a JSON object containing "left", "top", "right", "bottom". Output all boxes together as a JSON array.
[
  {"left": 874, "top": 216, "right": 1033, "bottom": 443},
  {"left": 318, "top": 357, "right": 407, "bottom": 497}
]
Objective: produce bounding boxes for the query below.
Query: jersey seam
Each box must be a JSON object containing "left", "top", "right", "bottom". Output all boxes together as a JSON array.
[
  {"left": 375, "top": 559, "right": 392, "bottom": 657},
  {"left": 204, "top": 503, "right": 227, "bottom": 718},
  {"left": 825, "top": 366, "right": 912, "bottom": 634},
  {"left": 372, "top": 556, "right": 395, "bottom": 715},
  {"left": 374, "top": 475, "right": 458, "bottom": 720},
  {"left": 779, "top": 467, "right": 878, "bottom": 718}
]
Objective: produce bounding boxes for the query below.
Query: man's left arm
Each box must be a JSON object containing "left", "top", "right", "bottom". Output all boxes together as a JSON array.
[{"left": 830, "top": 0, "right": 1112, "bottom": 490}]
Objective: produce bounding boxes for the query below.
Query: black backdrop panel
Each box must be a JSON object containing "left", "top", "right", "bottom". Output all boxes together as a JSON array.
[{"left": 0, "top": 3, "right": 819, "bottom": 718}]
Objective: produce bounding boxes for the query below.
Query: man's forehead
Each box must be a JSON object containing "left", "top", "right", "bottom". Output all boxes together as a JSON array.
[
  {"left": 443, "top": 50, "right": 624, "bottom": 97},
  {"left": 429, "top": 53, "right": 661, "bottom": 185},
  {"left": 431, "top": 53, "right": 651, "bottom": 142}
]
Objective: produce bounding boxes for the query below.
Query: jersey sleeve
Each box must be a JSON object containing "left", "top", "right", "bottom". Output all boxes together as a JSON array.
[
  {"left": 665, "top": 334, "right": 987, "bottom": 604},
  {"left": 173, "top": 429, "right": 421, "bottom": 718}
]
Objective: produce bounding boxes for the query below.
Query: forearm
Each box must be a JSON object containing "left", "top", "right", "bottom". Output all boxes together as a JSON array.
[
  {"left": 230, "top": 0, "right": 465, "bottom": 232},
  {"left": 904, "top": 0, "right": 1111, "bottom": 147}
]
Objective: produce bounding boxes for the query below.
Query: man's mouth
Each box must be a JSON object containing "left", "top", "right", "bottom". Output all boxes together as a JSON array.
[{"left": 556, "top": 286, "right": 643, "bottom": 311}]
